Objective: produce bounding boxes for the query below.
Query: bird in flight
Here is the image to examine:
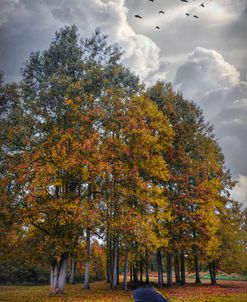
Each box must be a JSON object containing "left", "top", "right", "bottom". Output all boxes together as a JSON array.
[
  {"left": 155, "top": 26, "right": 160, "bottom": 29},
  {"left": 193, "top": 15, "right": 199, "bottom": 19},
  {"left": 159, "top": 11, "right": 165, "bottom": 14},
  {"left": 181, "top": 0, "right": 189, "bottom": 2},
  {"left": 134, "top": 15, "right": 142, "bottom": 19},
  {"left": 186, "top": 13, "right": 190, "bottom": 16},
  {"left": 148, "top": 0, "right": 154, "bottom": 2},
  {"left": 200, "top": 3, "right": 205, "bottom": 8}
]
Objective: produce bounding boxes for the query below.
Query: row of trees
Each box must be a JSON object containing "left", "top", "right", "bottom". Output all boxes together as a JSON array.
[{"left": 0, "top": 26, "right": 246, "bottom": 294}]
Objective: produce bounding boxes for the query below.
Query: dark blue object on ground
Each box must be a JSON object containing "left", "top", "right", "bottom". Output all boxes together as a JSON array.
[{"left": 132, "top": 286, "right": 168, "bottom": 302}]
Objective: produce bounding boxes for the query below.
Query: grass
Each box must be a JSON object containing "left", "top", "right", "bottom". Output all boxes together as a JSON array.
[
  {"left": 0, "top": 280, "right": 246, "bottom": 302},
  {"left": 0, "top": 282, "right": 133, "bottom": 302}
]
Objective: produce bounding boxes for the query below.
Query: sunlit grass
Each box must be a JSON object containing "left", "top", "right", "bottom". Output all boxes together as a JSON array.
[{"left": 0, "top": 282, "right": 133, "bottom": 302}]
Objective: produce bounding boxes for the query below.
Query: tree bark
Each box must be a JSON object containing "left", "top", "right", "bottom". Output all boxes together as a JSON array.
[
  {"left": 174, "top": 255, "right": 180, "bottom": 284},
  {"left": 133, "top": 262, "right": 138, "bottom": 283},
  {"left": 180, "top": 251, "right": 186, "bottom": 285},
  {"left": 130, "top": 265, "right": 133, "bottom": 282},
  {"left": 69, "top": 257, "right": 76, "bottom": 284},
  {"left": 123, "top": 251, "right": 128, "bottom": 290},
  {"left": 112, "top": 238, "right": 118, "bottom": 289},
  {"left": 106, "top": 233, "right": 111, "bottom": 283},
  {"left": 209, "top": 261, "right": 217, "bottom": 285},
  {"left": 194, "top": 255, "right": 201, "bottom": 284},
  {"left": 84, "top": 228, "right": 91, "bottom": 289},
  {"left": 157, "top": 250, "right": 163, "bottom": 288},
  {"left": 140, "top": 258, "right": 143, "bottom": 283},
  {"left": 145, "top": 249, "right": 149, "bottom": 284},
  {"left": 166, "top": 253, "right": 172, "bottom": 287},
  {"left": 117, "top": 244, "right": 120, "bottom": 285},
  {"left": 50, "top": 262, "right": 58, "bottom": 294},
  {"left": 212, "top": 261, "right": 217, "bottom": 284},
  {"left": 57, "top": 254, "right": 67, "bottom": 294}
]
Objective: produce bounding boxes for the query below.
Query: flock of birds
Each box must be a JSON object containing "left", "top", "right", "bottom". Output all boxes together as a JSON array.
[{"left": 134, "top": 0, "right": 213, "bottom": 29}]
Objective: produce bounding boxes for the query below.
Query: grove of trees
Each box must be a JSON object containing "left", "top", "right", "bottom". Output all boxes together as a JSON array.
[{"left": 0, "top": 25, "right": 246, "bottom": 295}]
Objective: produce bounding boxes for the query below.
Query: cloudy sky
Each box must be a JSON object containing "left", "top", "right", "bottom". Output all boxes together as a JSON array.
[{"left": 0, "top": 0, "right": 246, "bottom": 207}]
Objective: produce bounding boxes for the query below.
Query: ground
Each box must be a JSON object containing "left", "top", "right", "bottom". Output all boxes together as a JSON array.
[
  {"left": 0, "top": 280, "right": 246, "bottom": 302},
  {"left": 159, "top": 281, "right": 247, "bottom": 302}
]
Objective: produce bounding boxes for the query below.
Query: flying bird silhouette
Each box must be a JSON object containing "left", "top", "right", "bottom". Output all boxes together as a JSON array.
[
  {"left": 193, "top": 15, "right": 199, "bottom": 19},
  {"left": 200, "top": 3, "right": 205, "bottom": 8},
  {"left": 181, "top": 0, "right": 189, "bottom": 2},
  {"left": 134, "top": 15, "right": 142, "bottom": 19},
  {"left": 155, "top": 26, "right": 160, "bottom": 29},
  {"left": 159, "top": 11, "right": 165, "bottom": 14},
  {"left": 186, "top": 13, "right": 190, "bottom": 16}
]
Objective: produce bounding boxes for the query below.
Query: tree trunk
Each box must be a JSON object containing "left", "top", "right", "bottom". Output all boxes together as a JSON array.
[
  {"left": 209, "top": 261, "right": 217, "bottom": 285},
  {"left": 123, "top": 251, "right": 128, "bottom": 290},
  {"left": 157, "top": 250, "right": 163, "bottom": 288},
  {"left": 130, "top": 265, "right": 133, "bottom": 282},
  {"left": 69, "top": 257, "right": 76, "bottom": 284},
  {"left": 140, "top": 258, "right": 143, "bottom": 283},
  {"left": 84, "top": 229, "right": 91, "bottom": 289},
  {"left": 194, "top": 255, "right": 201, "bottom": 284},
  {"left": 180, "top": 251, "right": 186, "bottom": 285},
  {"left": 106, "top": 234, "right": 110, "bottom": 283},
  {"left": 117, "top": 244, "right": 120, "bottom": 285},
  {"left": 50, "top": 262, "right": 59, "bottom": 294},
  {"left": 133, "top": 262, "right": 138, "bottom": 283},
  {"left": 166, "top": 253, "right": 172, "bottom": 287},
  {"left": 212, "top": 261, "right": 217, "bottom": 284},
  {"left": 145, "top": 249, "right": 149, "bottom": 283},
  {"left": 57, "top": 254, "right": 67, "bottom": 294},
  {"left": 112, "top": 238, "right": 118, "bottom": 289},
  {"left": 174, "top": 255, "right": 180, "bottom": 284}
]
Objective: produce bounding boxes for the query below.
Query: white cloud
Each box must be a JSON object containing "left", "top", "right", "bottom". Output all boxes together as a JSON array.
[
  {"left": 231, "top": 175, "right": 247, "bottom": 208},
  {"left": 175, "top": 47, "right": 240, "bottom": 99},
  {"left": 174, "top": 47, "right": 247, "bottom": 207}
]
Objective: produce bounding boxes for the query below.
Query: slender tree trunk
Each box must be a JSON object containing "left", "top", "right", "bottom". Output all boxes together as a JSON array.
[
  {"left": 166, "top": 253, "right": 172, "bottom": 287},
  {"left": 50, "top": 261, "right": 59, "bottom": 294},
  {"left": 209, "top": 261, "right": 217, "bottom": 285},
  {"left": 106, "top": 233, "right": 111, "bottom": 283},
  {"left": 174, "top": 255, "right": 180, "bottom": 284},
  {"left": 117, "top": 244, "right": 120, "bottom": 285},
  {"left": 209, "top": 262, "right": 213, "bottom": 284},
  {"left": 133, "top": 262, "right": 138, "bottom": 283},
  {"left": 180, "top": 251, "right": 186, "bottom": 285},
  {"left": 194, "top": 255, "right": 201, "bottom": 284},
  {"left": 212, "top": 261, "right": 217, "bottom": 284},
  {"left": 110, "top": 238, "right": 113, "bottom": 284},
  {"left": 157, "top": 250, "right": 163, "bottom": 288},
  {"left": 145, "top": 249, "right": 149, "bottom": 283},
  {"left": 112, "top": 238, "right": 118, "bottom": 289},
  {"left": 130, "top": 265, "right": 133, "bottom": 282},
  {"left": 57, "top": 254, "right": 67, "bottom": 294},
  {"left": 84, "top": 229, "right": 91, "bottom": 289},
  {"left": 69, "top": 257, "right": 76, "bottom": 284},
  {"left": 123, "top": 251, "right": 128, "bottom": 290},
  {"left": 140, "top": 258, "right": 143, "bottom": 283}
]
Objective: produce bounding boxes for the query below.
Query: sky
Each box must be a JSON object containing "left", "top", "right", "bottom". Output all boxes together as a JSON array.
[{"left": 0, "top": 0, "right": 246, "bottom": 207}]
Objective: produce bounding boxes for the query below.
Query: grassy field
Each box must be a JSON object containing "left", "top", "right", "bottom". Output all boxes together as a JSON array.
[
  {"left": 0, "top": 280, "right": 246, "bottom": 302},
  {"left": 0, "top": 282, "right": 133, "bottom": 302}
]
